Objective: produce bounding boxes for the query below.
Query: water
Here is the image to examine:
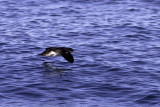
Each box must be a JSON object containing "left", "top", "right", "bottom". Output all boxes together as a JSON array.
[{"left": 0, "top": 0, "right": 160, "bottom": 106}]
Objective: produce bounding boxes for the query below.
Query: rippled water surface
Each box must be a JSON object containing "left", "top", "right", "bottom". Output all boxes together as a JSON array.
[{"left": 1, "top": 0, "right": 160, "bottom": 106}]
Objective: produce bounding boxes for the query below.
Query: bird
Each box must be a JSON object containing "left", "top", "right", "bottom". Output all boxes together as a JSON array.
[{"left": 39, "top": 47, "right": 74, "bottom": 63}]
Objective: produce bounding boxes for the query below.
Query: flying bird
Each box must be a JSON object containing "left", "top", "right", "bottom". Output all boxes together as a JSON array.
[{"left": 39, "top": 47, "right": 74, "bottom": 63}]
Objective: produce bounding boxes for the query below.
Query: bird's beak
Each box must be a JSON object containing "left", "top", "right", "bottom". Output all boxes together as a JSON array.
[{"left": 38, "top": 53, "right": 44, "bottom": 56}]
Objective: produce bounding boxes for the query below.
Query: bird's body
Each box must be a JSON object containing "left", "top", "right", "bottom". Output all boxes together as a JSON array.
[{"left": 39, "top": 47, "right": 74, "bottom": 63}]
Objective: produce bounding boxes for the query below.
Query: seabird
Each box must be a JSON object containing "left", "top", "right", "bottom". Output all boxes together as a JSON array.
[{"left": 39, "top": 47, "right": 74, "bottom": 63}]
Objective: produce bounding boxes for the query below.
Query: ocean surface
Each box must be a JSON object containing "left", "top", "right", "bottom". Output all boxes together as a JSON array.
[{"left": 0, "top": 0, "right": 160, "bottom": 107}]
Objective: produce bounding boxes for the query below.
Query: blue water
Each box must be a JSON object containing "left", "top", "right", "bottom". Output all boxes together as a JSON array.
[{"left": 1, "top": 0, "right": 160, "bottom": 106}]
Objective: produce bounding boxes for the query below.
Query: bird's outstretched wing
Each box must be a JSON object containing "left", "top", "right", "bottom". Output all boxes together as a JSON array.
[{"left": 58, "top": 50, "right": 74, "bottom": 63}]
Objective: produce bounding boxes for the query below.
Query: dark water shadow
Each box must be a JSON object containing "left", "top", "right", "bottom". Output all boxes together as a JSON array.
[{"left": 42, "top": 61, "right": 71, "bottom": 77}]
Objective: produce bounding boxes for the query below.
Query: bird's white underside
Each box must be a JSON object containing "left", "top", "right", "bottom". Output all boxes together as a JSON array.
[{"left": 46, "top": 51, "right": 59, "bottom": 57}]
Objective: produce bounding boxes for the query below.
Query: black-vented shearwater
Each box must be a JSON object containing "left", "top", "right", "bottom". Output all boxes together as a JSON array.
[{"left": 39, "top": 47, "right": 74, "bottom": 63}]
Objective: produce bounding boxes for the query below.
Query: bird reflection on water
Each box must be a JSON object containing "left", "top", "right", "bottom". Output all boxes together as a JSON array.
[{"left": 42, "top": 61, "right": 71, "bottom": 77}]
